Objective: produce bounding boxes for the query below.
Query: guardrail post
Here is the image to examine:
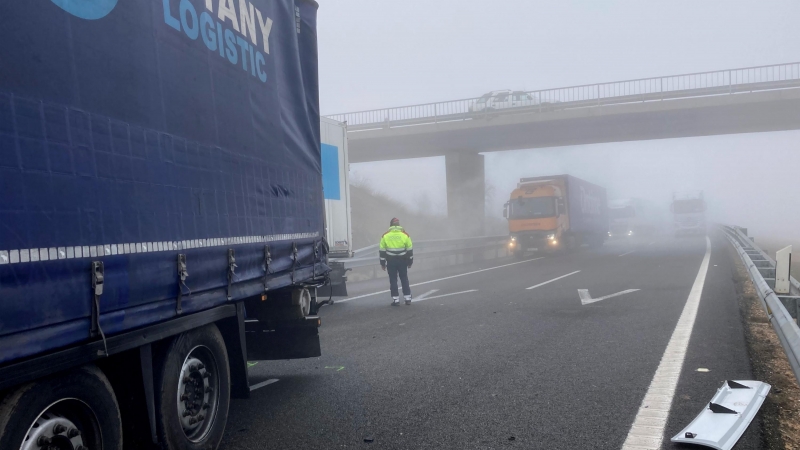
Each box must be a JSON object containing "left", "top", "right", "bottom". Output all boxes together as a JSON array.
[{"left": 776, "top": 246, "right": 793, "bottom": 295}]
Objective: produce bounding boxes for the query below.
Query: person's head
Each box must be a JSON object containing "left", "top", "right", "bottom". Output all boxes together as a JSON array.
[{"left": 390, "top": 217, "right": 400, "bottom": 226}]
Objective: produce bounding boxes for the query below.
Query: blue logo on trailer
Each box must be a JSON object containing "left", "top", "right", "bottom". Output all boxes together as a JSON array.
[
  {"left": 321, "top": 144, "right": 341, "bottom": 200},
  {"left": 50, "top": 0, "right": 119, "bottom": 20}
]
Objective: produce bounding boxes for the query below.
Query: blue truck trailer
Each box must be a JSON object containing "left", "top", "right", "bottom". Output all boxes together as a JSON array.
[{"left": 0, "top": 1, "right": 327, "bottom": 448}]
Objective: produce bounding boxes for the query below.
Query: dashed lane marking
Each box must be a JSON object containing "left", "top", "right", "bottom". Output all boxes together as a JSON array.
[
  {"left": 412, "top": 290, "right": 478, "bottom": 302},
  {"left": 619, "top": 250, "right": 636, "bottom": 257},
  {"left": 526, "top": 270, "right": 581, "bottom": 290},
  {"left": 337, "top": 257, "right": 544, "bottom": 303},
  {"left": 621, "top": 236, "right": 711, "bottom": 450},
  {"left": 415, "top": 290, "right": 438, "bottom": 301},
  {"left": 249, "top": 379, "right": 279, "bottom": 392}
]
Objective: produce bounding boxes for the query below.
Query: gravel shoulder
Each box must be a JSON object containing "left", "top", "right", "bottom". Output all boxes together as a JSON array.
[{"left": 729, "top": 244, "right": 800, "bottom": 449}]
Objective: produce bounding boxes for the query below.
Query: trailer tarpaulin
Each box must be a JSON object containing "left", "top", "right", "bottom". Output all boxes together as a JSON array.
[{"left": 0, "top": 0, "right": 326, "bottom": 363}]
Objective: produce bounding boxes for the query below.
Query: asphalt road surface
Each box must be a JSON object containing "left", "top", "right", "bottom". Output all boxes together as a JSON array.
[{"left": 220, "top": 231, "right": 760, "bottom": 450}]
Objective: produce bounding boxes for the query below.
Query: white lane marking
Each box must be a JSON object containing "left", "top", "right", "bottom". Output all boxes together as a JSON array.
[
  {"left": 415, "top": 290, "right": 438, "bottom": 301},
  {"left": 337, "top": 257, "right": 544, "bottom": 303},
  {"left": 578, "top": 288, "right": 640, "bottom": 305},
  {"left": 526, "top": 270, "right": 581, "bottom": 290},
  {"left": 621, "top": 236, "right": 711, "bottom": 450},
  {"left": 648, "top": 241, "right": 656, "bottom": 246},
  {"left": 249, "top": 379, "right": 279, "bottom": 392},
  {"left": 619, "top": 250, "right": 635, "bottom": 257},
  {"left": 413, "top": 289, "right": 478, "bottom": 303},
  {"left": 334, "top": 289, "right": 392, "bottom": 303}
]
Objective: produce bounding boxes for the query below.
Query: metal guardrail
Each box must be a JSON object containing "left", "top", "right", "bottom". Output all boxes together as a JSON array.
[
  {"left": 327, "top": 62, "right": 800, "bottom": 131},
  {"left": 723, "top": 225, "right": 800, "bottom": 386},
  {"left": 332, "top": 235, "right": 509, "bottom": 270}
]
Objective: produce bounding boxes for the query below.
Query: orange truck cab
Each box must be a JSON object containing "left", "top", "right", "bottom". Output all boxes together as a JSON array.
[{"left": 503, "top": 175, "right": 608, "bottom": 257}]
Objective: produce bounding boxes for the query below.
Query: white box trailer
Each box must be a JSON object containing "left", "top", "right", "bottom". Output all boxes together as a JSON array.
[{"left": 321, "top": 117, "right": 353, "bottom": 258}]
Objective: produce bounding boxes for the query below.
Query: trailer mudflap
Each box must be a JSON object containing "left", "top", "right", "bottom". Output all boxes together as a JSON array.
[
  {"left": 317, "top": 260, "right": 349, "bottom": 297},
  {"left": 245, "top": 317, "right": 322, "bottom": 360}
]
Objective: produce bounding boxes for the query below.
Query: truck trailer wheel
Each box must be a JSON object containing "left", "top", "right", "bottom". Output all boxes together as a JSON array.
[
  {"left": 0, "top": 365, "right": 122, "bottom": 450},
  {"left": 155, "top": 324, "right": 230, "bottom": 450}
]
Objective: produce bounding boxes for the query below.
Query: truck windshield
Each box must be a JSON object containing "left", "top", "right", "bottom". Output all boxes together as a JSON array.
[
  {"left": 510, "top": 197, "right": 556, "bottom": 219},
  {"left": 673, "top": 199, "right": 705, "bottom": 214}
]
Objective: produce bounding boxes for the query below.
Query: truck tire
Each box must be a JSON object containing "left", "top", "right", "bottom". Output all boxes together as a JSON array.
[
  {"left": 0, "top": 365, "right": 122, "bottom": 450},
  {"left": 155, "top": 324, "right": 230, "bottom": 450}
]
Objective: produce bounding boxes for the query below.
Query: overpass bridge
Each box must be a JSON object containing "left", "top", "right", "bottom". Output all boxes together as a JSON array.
[{"left": 326, "top": 62, "right": 800, "bottom": 235}]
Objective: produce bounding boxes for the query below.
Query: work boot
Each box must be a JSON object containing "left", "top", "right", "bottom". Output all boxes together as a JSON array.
[
  {"left": 404, "top": 295, "right": 412, "bottom": 305},
  {"left": 391, "top": 296, "right": 400, "bottom": 306}
]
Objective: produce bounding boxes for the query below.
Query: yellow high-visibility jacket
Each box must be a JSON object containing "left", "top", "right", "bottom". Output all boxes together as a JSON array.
[{"left": 379, "top": 226, "right": 413, "bottom": 265}]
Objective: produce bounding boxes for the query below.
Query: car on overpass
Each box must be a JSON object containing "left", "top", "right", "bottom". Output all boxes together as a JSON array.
[{"left": 470, "top": 90, "right": 540, "bottom": 112}]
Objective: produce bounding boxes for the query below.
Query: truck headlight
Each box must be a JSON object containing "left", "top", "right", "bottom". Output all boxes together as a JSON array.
[
  {"left": 546, "top": 233, "right": 556, "bottom": 240},
  {"left": 627, "top": 230, "right": 633, "bottom": 236}
]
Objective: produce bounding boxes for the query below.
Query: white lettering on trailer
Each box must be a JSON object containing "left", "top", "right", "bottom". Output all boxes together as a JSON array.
[
  {"left": 217, "top": 0, "right": 240, "bottom": 32},
  {"left": 238, "top": 0, "right": 258, "bottom": 45},
  {"left": 203, "top": 0, "right": 273, "bottom": 53},
  {"left": 256, "top": 9, "right": 274, "bottom": 54}
]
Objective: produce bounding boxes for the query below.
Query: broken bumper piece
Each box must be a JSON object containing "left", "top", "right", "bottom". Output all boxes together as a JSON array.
[{"left": 670, "top": 380, "right": 770, "bottom": 450}]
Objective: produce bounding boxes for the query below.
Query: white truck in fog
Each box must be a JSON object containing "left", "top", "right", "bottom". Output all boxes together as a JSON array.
[
  {"left": 671, "top": 191, "right": 707, "bottom": 236},
  {"left": 320, "top": 117, "right": 353, "bottom": 296}
]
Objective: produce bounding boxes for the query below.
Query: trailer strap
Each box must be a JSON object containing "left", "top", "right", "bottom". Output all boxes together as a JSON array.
[
  {"left": 227, "top": 249, "right": 237, "bottom": 301},
  {"left": 313, "top": 239, "right": 318, "bottom": 279},
  {"left": 291, "top": 241, "right": 298, "bottom": 284},
  {"left": 176, "top": 254, "right": 190, "bottom": 314},
  {"left": 264, "top": 244, "right": 272, "bottom": 291},
  {"left": 91, "top": 261, "right": 109, "bottom": 356}
]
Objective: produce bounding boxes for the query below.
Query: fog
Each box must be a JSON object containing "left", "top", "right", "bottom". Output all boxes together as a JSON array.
[{"left": 317, "top": 0, "right": 800, "bottom": 243}]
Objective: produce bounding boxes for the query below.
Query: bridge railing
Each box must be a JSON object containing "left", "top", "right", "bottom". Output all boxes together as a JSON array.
[
  {"left": 723, "top": 225, "right": 800, "bottom": 387},
  {"left": 326, "top": 62, "right": 800, "bottom": 131}
]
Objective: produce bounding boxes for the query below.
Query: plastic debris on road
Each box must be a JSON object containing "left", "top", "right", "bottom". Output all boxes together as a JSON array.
[{"left": 671, "top": 380, "right": 770, "bottom": 450}]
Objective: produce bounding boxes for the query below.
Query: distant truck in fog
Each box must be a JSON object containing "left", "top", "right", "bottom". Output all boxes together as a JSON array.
[
  {"left": 671, "top": 191, "right": 707, "bottom": 236},
  {"left": 503, "top": 175, "right": 608, "bottom": 257},
  {"left": 608, "top": 198, "right": 659, "bottom": 238}
]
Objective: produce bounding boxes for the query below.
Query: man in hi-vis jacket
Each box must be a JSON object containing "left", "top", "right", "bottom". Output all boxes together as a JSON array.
[{"left": 379, "top": 218, "right": 414, "bottom": 305}]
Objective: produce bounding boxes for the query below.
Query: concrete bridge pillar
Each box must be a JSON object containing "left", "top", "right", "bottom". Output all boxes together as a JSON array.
[{"left": 445, "top": 153, "right": 485, "bottom": 237}]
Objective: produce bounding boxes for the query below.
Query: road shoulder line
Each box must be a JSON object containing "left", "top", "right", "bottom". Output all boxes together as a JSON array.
[{"left": 621, "top": 236, "right": 711, "bottom": 449}]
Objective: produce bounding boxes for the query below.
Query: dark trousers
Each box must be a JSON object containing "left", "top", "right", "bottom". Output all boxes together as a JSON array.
[{"left": 387, "top": 259, "right": 411, "bottom": 297}]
